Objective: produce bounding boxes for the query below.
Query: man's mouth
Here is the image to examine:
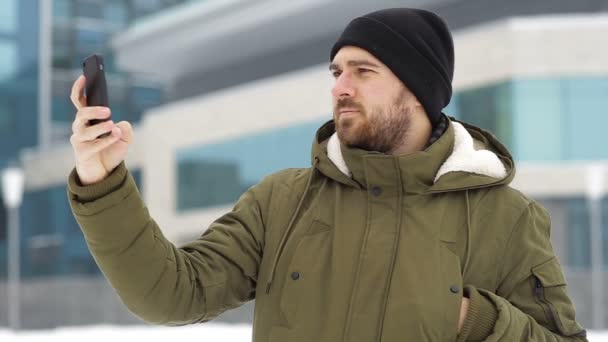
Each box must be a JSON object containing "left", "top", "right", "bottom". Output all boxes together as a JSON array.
[{"left": 338, "top": 109, "right": 360, "bottom": 117}]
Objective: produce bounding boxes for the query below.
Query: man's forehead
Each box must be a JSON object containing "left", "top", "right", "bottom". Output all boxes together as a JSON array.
[{"left": 330, "top": 46, "right": 383, "bottom": 66}]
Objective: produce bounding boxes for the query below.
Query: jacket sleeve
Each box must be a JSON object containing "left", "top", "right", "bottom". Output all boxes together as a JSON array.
[
  {"left": 67, "top": 162, "right": 268, "bottom": 325},
  {"left": 457, "top": 201, "right": 588, "bottom": 342}
]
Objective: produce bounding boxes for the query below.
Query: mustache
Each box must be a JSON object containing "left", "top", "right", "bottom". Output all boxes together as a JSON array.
[{"left": 334, "top": 98, "right": 365, "bottom": 114}]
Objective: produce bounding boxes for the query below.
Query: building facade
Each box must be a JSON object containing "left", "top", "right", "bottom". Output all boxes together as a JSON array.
[{"left": 0, "top": 0, "right": 169, "bottom": 329}]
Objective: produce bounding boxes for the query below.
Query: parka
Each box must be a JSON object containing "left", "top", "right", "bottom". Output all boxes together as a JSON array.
[{"left": 67, "top": 117, "right": 587, "bottom": 341}]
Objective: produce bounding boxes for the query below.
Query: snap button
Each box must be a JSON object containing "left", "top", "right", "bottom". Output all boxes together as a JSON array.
[
  {"left": 371, "top": 186, "right": 383, "bottom": 196},
  {"left": 450, "top": 285, "right": 460, "bottom": 294},
  {"left": 291, "top": 271, "right": 300, "bottom": 280}
]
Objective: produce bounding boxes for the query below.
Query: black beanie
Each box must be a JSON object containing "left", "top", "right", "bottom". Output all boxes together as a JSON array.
[{"left": 330, "top": 8, "right": 454, "bottom": 127}]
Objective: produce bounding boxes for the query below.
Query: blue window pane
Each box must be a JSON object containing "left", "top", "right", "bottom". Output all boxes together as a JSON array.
[
  {"left": 511, "top": 78, "right": 564, "bottom": 161},
  {"left": 20, "top": 185, "right": 91, "bottom": 278},
  {"left": 567, "top": 198, "right": 591, "bottom": 269},
  {"left": 18, "top": 168, "right": 143, "bottom": 278},
  {"left": 508, "top": 76, "right": 608, "bottom": 161},
  {"left": 52, "top": 93, "right": 75, "bottom": 122},
  {"left": 75, "top": 29, "right": 107, "bottom": 55},
  {"left": 562, "top": 78, "right": 608, "bottom": 160},
  {"left": 52, "top": 26, "right": 72, "bottom": 69},
  {"left": 603, "top": 197, "right": 608, "bottom": 269},
  {"left": 0, "top": 0, "right": 17, "bottom": 34},
  {"left": 177, "top": 119, "right": 326, "bottom": 211},
  {"left": 52, "top": 0, "right": 72, "bottom": 19},
  {"left": 452, "top": 82, "right": 512, "bottom": 149},
  {"left": 0, "top": 241, "right": 5, "bottom": 279},
  {"left": 128, "top": 85, "right": 162, "bottom": 123},
  {"left": 76, "top": 1, "right": 103, "bottom": 20},
  {"left": 104, "top": 0, "right": 129, "bottom": 27},
  {"left": 0, "top": 78, "right": 39, "bottom": 160},
  {"left": 0, "top": 40, "right": 18, "bottom": 82},
  {"left": 455, "top": 76, "right": 608, "bottom": 161}
]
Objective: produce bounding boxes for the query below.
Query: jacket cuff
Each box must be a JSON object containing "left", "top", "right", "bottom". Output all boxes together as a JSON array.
[
  {"left": 67, "top": 162, "right": 128, "bottom": 203},
  {"left": 458, "top": 285, "right": 498, "bottom": 342}
]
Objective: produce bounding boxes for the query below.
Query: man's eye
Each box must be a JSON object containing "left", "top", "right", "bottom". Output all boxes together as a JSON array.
[
  {"left": 332, "top": 71, "right": 342, "bottom": 78},
  {"left": 358, "top": 68, "right": 371, "bottom": 74}
]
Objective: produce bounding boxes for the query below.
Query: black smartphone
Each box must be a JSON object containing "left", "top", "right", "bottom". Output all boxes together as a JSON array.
[{"left": 82, "top": 54, "right": 111, "bottom": 137}]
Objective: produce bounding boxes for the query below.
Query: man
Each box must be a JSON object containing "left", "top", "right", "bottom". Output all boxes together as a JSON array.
[{"left": 67, "top": 8, "right": 587, "bottom": 342}]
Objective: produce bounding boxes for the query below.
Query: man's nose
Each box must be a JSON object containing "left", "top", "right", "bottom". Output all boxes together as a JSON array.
[{"left": 331, "top": 73, "right": 356, "bottom": 99}]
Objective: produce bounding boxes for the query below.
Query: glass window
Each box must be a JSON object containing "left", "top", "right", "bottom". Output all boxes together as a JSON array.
[
  {"left": 52, "top": 93, "right": 75, "bottom": 123},
  {"left": 0, "top": 78, "right": 39, "bottom": 160},
  {"left": 0, "top": 186, "right": 9, "bottom": 279},
  {"left": 52, "top": 27, "right": 73, "bottom": 69},
  {"left": 75, "top": 29, "right": 107, "bottom": 55},
  {"left": 0, "top": 242, "right": 6, "bottom": 279},
  {"left": 562, "top": 78, "right": 608, "bottom": 160},
  {"left": 0, "top": 197, "right": 6, "bottom": 241},
  {"left": 603, "top": 197, "right": 608, "bottom": 269},
  {"left": 104, "top": 0, "right": 128, "bottom": 27},
  {"left": 0, "top": 84, "right": 25, "bottom": 158},
  {"left": 75, "top": 0, "right": 103, "bottom": 20},
  {"left": 0, "top": 40, "right": 18, "bottom": 82},
  {"left": 454, "top": 76, "right": 608, "bottom": 161},
  {"left": 127, "top": 85, "right": 163, "bottom": 123},
  {"left": 51, "top": 76, "right": 78, "bottom": 123},
  {"left": 511, "top": 78, "right": 564, "bottom": 161},
  {"left": 19, "top": 169, "right": 143, "bottom": 278},
  {"left": 0, "top": 0, "right": 17, "bottom": 34},
  {"left": 53, "top": 0, "right": 73, "bottom": 19},
  {"left": 0, "top": 89, "right": 16, "bottom": 133},
  {"left": 567, "top": 198, "right": 591, "bottom": 269},
  {"left": 177, "top": 119, "right": 326, "bottom": 211},
  {"left": 454, "top": 82, "right": 512, "bottom": 150},
  {"left": 538, "top": 197, "right": 596, "bottom": 270}
]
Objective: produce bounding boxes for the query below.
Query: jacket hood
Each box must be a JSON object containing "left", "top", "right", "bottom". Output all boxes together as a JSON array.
[{"left": 311, "top": 116, "right": 515, "bottom": 194}]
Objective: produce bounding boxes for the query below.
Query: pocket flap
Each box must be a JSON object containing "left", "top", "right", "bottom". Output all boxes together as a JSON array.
[{"left": 532, "top": 258, "right": 567, "bottom": 287}]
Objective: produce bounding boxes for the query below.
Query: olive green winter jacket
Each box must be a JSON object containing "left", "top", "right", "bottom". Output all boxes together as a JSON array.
[{"left": 67, "top": 117, "right": 587, "bottom": 341}]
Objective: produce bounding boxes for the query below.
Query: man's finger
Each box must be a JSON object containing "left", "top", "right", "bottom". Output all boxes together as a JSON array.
[
  {"left": 70, "top": 75, "right": 87, "bottom": 110},
  {"left": 74, "top": 126, "right": 121, "bottom": 159},
  {"left": 72, "top": 107, "right": 111, "bottom": 134},
  {"left": 90, "top": 127, "right": 122, "bottom": 153},
  {"left": 114, "top": 121, "right": 133, "bottom": 144},
  {"left": 73, "top": 120, "right": 115, "bottom": 143}
]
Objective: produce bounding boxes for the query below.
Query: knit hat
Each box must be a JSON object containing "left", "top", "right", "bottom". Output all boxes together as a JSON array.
[{"left": 330, "top": 8, "right": 454, "bottom": 127}]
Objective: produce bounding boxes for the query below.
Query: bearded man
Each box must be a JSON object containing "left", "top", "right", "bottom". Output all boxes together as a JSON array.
[{"left": 67, "top": 7, "right": 587, "bottom": 342}]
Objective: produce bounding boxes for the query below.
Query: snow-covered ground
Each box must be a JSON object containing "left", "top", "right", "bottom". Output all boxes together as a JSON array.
[{"left": 0, "top": 324, "right": 606, "bottom": 341}]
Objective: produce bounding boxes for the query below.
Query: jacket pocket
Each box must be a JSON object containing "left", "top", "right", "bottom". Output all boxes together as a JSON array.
[
  {"left": 531, "top": 258, "right": 586, "bottom": 337},
  {"left": 279, "top": 220, "right": 332, "bottom": 327}
]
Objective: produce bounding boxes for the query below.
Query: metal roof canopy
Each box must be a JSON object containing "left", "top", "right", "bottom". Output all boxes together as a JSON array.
[{"left": 111, "top": 0, "right": 449, "bottom": 82}]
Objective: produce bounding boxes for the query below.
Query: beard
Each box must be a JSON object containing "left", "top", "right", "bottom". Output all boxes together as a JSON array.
[{"left": 333, "top": 89, "right": 413, "bottom": 153}]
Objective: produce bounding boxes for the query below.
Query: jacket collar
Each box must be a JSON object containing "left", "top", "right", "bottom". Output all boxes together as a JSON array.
[{"left": 325, "top": 119, "right": 508, "bottom": 194}]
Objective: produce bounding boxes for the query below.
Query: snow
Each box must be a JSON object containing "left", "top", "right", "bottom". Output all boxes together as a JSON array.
[
  {"left": 0, "top": 324, "right": 606, "bottom": 341},
  {"left": 0, "top": 324, "right": 252, "bottom": 341}
]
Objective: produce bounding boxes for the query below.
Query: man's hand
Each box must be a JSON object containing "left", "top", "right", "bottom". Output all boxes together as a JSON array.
[
  {"left": 458, "top": 296, "right": 470, "bottom": 333},
  {"left": 69, "top": 75, "right": 133, "bottom": 185}
]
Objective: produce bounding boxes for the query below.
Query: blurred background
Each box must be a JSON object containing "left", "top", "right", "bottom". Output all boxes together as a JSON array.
[{"left": 0, "top": 0, "right": 607, "bottom": 337}]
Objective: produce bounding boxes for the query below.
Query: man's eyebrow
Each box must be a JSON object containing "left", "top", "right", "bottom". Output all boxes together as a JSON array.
[{"left": 329, "top": 60, "right": 381, "bottom": 71}]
